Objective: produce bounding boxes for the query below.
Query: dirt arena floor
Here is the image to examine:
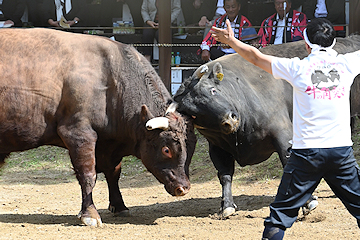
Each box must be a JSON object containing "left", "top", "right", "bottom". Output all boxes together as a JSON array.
[{"left": 1, "top": 169, "right": 360, "bottom": 240}]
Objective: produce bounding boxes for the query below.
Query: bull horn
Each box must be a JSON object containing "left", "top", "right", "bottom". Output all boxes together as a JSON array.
[
  {"left": 213, "top": 62, "right": 224, "bottom": 81},
  {"left": 165, "top": 102, "right": 178, "bottom": 115},
  {"left": 194, "top": 65, "right": 209, "bottom": 79},
  {"left": 146, "top": 117, "right": 169, "bottom": 130}
]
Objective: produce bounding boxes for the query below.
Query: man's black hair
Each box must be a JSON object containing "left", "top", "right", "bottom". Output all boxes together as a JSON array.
[{"left": 306, "top": 18, "right": 336, "bottom": 48}]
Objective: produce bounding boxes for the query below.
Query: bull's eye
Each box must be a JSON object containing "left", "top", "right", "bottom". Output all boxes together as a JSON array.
[
  {"left": 162, "top": 146, "right": 172, "bottom": 158},
  {"left": 210, "top": 87, "right": 217, "bottom": 95}
]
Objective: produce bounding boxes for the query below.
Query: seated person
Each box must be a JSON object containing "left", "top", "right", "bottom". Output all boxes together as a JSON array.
[
  {"left": 141, "top": 0, "right": 181, "bottom": 62},
  {"left": 42, "top": 0, "right": 86, "bottom": 28},
  {"left": 181, "top": 0, "right": 217, "bottom": 29},
  {"left": 115, "top": 0, "right": 143, "bottom": 28},
  {"left": 201, "top": 0, "right": 226, "bottom": 37},
  {"left": 25, "top": 0, "right": 45, "bottom": 27},
  {"left": 2, "top": 0, "right": 26, "bottom": 27},
  {"left": 302, "top": 0, "right": 345, "bottom": 36},
  {"left": 258, "top": 0, "right": 307, "bottom": 47},
  {"left": 87, "top": 0, "right": 142, "bottom": 29},
  {"left": 303, "top": 0, "right": 345, "bottom": 24},
  {"left": 199, "top": 0, "right": 252, "bottom": 62}
]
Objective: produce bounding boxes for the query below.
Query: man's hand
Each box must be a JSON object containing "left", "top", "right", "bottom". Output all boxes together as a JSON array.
[
  {"left": 198, "top": 16, "right": 210, "bottom": 27},
  {"left": 201, "top": 50, "right": 211, "bottom": 62},
  {"left": 4, "top": 20, "right": 14, "bottom": 27},
  {"left": 48, "top": 19, "right": 60, "bottom": 27},
  {"left": 67, "top": 17, "right": 80, "bottom": 26},
  {"left": 210, "top": 19, "right": 234, "bottom": 45},
  {"left": 146, "top": 20, "right": 159, "bottom": 29},
  {"left": 211, "top": 19, "right": 273, "bottom": 74}
]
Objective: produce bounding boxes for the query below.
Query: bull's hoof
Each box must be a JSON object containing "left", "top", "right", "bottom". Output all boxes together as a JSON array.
[
  {"left": 108, "top": 205, "right": 131, "bottom": 217},
  {"left": 77, "top": 212, "right": 103, "bottom": 227},
  {"left": 221, "top": 207, "right": 236, "bottom": 218}
]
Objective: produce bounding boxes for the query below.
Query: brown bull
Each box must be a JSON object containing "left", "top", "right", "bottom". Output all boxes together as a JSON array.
[{"left": 0, "top": 28, "right": 197, "bottom": 227}]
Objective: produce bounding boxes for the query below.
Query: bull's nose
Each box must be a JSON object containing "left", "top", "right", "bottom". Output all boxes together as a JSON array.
[
  {"left": 174, "top": 186, "right": 190, "bottom": 196},
  {"left": 222, "top": 111, "right": 240, "bottom": 134},
  {"left": 224, "top": 111, "right": 239, "bottom": 123},
  {"left": 229, "top": 111, "right": 239, "bottom": 121}
]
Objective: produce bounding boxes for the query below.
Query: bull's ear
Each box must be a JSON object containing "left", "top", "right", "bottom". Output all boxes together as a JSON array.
[
  {"left": 213, "top": 62, "right": 224, "bottom": 81},
  {"left": 194, "top": 65, "right": 209, "bottom": 79},
  {"left": 140, "top": 105, "right": 154, "bottom": 123}
]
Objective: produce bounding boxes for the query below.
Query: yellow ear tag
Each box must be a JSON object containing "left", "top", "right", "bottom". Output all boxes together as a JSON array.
[{"left": 216, "top": 72, "right": 224, "bottom": 81}]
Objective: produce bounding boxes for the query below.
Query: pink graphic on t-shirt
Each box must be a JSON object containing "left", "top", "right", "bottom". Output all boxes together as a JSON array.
[{"left": 305, "top": 68, "right": 343, "bottom": 99}]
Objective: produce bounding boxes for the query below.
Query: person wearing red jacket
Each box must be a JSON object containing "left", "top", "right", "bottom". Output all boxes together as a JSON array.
[
  {"left": 199, "top": 0, "right": 252, "bottom": 62},
  {"left": 258, "top": 0, "right": 307, "bottom": 47}
]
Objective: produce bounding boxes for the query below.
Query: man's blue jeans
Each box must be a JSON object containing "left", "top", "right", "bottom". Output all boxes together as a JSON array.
[{"left": 264, "top": 146, "right": 360, "bottom": 229}]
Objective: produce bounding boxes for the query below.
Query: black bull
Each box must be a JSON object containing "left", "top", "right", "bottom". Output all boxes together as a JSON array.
[{"left": 174, "top": 35, "right": 360, "bottom": 217}]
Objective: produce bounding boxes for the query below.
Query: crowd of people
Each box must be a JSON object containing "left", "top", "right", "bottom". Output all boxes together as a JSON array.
[{"left": 0, "top": 0, "right": 347, "bottom": 62}]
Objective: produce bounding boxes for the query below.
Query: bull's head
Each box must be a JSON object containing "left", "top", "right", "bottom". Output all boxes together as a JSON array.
[
  {"left": 139, "top": 103, "right": 196, "bottom": 196},
  {"left": 174, "top": 61, "right": 240, "bottom": 135}
]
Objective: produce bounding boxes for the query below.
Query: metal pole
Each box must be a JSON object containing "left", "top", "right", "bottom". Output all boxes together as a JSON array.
[
  {"left": 283, "top": 1, "right": 287, "bottom": 43},
  {"left": 158, "top": 0, "right": 172, "bottom": 92}
]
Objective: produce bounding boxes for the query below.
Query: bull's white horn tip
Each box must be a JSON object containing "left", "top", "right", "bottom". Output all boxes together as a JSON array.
[
  {"left": 200, "top": 65, "right": 209, "bottom": 73},
  {"left": 146, "top": 117, "right": 169, "bottom": 130}
]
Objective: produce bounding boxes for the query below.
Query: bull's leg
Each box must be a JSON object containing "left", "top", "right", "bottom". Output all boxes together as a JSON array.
[
  {"left": 209, "top": 142, "right": 236, "bottom": 218},
  {"left": 0, "top": 153, "right": 10, "bottom": 168},
  {"left": 57, "top": 125, "right": 102, "bottom": 227},
  {"left": 103, "top": 162, "right": 130, "bottom": 216}
]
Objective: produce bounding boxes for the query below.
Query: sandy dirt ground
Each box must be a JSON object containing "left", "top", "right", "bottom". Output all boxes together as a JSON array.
[{"left": 1, "top": 170, "right": 359, "bottom": 240}]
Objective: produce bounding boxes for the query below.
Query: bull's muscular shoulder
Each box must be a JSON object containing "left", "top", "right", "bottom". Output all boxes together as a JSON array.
[
  {"left": 334, "top": 34, "right": 360, "bottom": 54},
  {"left": 257, "top": 35, "right": 360, "bottom": 59},
  {"left": 260, "top": 41, "right": 308, "bottom": 59}
]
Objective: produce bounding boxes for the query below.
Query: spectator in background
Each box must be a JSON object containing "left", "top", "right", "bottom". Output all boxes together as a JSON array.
[
  {"left": 117, "top": 0, "right": 143, "bottom": 28},
  {"left": 42, "top": 0, "right": 86, "bottom": 27},
  {"left": 84, "top": 0, "right": 142, "bottom": 28},
  {"left": 84, "top": 0, "right": 117, "bottom": 27},
  {"left": 141, "top": 0, "right": 181, "bottom": 62},
  {"left": 201, "top": 0, "right": 226, "bottom": 37},
  {"left": 302, "top": 0, "right": 345, "bottom": 36},
  {"left": 258, "top": 0, "right": 307, "bottom": 47},
  {"left": 25, "top": 0, "right": 44, "bottom": 27},
  {"left": 2, "top": 0, "right": 26, "bottom": 27},
  {"left": 181, "top": 0, "right": 217, "bottom": 31},
  {"left": 290, "top": 0, "right": 302, "bottom": 11},
  {"left": 200, "top": 0, "right": 252, "bottom": 62},
  {"left": 212, "top": 0, "right": 226, "bottom": 22}
]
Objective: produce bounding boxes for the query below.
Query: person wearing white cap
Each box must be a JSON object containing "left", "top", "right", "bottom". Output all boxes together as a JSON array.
[{"left": 210, "top": 17, "right": 360, "bottom": 240}]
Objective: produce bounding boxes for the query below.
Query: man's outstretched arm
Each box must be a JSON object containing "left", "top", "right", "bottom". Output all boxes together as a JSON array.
[{"left": 210, "top": 19, "right": 274, "bottom": 74}]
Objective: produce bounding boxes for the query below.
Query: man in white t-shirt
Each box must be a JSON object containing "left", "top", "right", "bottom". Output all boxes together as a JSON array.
[{"left": 210, "top": 18, "right": 360, "bottom": 239}]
